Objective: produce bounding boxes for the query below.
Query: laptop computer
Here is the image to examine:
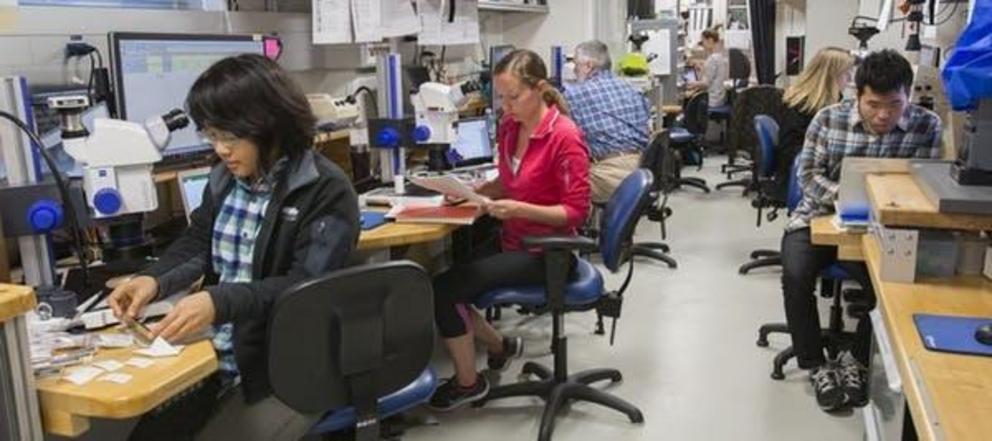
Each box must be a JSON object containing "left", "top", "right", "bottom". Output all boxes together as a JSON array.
[
  {"left": 177, "top": 167, "right": 211, "bottom": 221},
  {"left": 836, "top": 158, "right": 911, "bottom": 227},
  {"left": 447, "top": 117, "right": 494, "bottom": 169}
]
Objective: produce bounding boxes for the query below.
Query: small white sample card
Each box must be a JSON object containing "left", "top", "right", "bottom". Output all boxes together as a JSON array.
[
  {"left": 125, "top": 357, "right": 155, "bottom": 368},
  {"left": 64, "top": 366, "right": 103, "bottom": 386},
  {"left": 134, "top": 337, "right": 184, "bottom": 358},
  {"left": 93, "top": 360, "right": 124, "bottom": 372},
  {"left": 99, "top": 373, "right": 133, "bottom": 384}
]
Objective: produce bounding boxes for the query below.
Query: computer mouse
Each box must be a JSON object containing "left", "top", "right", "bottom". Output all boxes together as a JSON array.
[{"left": 975, "top": 323, "right": 992, "bottom": 346}]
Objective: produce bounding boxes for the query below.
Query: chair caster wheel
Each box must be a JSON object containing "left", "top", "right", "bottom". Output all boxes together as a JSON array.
[
  {"left": 756, "top": 338, "right": 769, "bottom": 347},
  {"left": 770, "top": 371, "right": 785, "bottom": 381}
]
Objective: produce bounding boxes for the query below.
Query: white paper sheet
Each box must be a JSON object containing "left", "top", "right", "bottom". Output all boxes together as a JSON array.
[
  {"left": 381, "top": 0, "right": 420, "bottom": 38},
  {"left": 93, "top": 360, "right": 124, "bottom": 372},
  {"left": 313, "top": 0, "right": 353, "bottom": 44},
  {"left": 64, "top": 366, "right": 103, "bottom": 386},
  {"left": 417, "top": 0, "right": 480, "bottom": 46},
  {"left": 352, "top": 0, "right": 383, "bottom": 43},
  {"left": 409, "top": 175, "right": 489, "bottom": 204},
  {"left": 134, "top": 337, "right": 184, "bottom": 358},
  {"left": 99, "top": 373, "right": 133, "bottom": 384},
  {"left": 725, "top": 30, "right": 751, "bottom": 50},
  {"left": 126, "top": 357, "right": 156, "bottom": 368}
]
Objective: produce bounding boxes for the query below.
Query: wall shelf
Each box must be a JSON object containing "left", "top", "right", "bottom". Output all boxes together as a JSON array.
[{"left": 478, "top": 1, "right": 548, "bottom": 13}]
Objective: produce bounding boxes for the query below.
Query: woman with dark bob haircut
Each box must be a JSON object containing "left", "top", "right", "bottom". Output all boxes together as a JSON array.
[{"left": 109, "top": 53, "right": 360, "bottom": 440}]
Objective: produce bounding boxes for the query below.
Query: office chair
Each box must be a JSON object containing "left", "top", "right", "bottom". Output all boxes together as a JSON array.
[
  {"left": 755, "top": 157, "right": 861, "bottom": 380},
  {"left": 739, "top": 115, "right": 784, "bottom": 275},
  {"left": 716, "top": 86, "right": 783, "bottom": 193},
  {"left": 716, "top": 48, "right": 752, "bottom": 170},
  {"left": 473, "top": 170, "right": 651, "bottom": 441},
  {"left": 268, "top": 261, "right": 437, "bottom": 440},
  {"left": 669, "top": 92, "right": 711, "bottom": 193}
]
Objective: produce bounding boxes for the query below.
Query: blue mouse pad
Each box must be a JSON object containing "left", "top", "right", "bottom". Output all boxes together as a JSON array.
[
  {"left": 360, "top": 211, "right": 388, "bottom": 231},
  {"left": 913, "top": 314, "right": 992, "bottom": 357}
]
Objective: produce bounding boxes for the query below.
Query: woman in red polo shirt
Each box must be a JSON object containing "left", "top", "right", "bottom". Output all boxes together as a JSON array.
[{"left": 428, "top": 49, "right": 591, "bottom": 411}]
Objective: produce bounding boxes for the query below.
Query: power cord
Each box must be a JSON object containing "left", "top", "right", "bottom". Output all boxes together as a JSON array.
[{"left": 0, "top": 110, "right": 90, "bottom": 284}]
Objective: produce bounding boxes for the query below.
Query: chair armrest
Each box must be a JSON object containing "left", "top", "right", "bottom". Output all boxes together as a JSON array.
[{"left": 522, "top": 235, "right": 598, "bottom": 253}]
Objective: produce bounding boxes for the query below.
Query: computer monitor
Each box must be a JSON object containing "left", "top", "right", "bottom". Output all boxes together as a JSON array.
[
  {"left": 177, "top": 167, "right": 211, "bottom": 220},
  {"left": 489, "top": 45, "right": 516, "bottom": 114},
  {"left": 681, "top": 67, "right": 698, "bottom": 83},
  {"left": 108, "top": 32, "right": 265, "bottom": 166},
  {"left": 448, "top": 117, "right": 493, "bottom": 168}
]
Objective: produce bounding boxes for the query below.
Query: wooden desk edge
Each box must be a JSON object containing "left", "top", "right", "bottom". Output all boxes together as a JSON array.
[
  {"left": 0, "top": 284, "right": 36, "bottom": 323},
  {"left": 862, "top": 235, "right": 939, "bottom": 441},
  {"left": 357, "top": 223, "right": 458, "bottom": 251},
  {"left": 37, "top": 342, "right": 218, "bottom": 437}
]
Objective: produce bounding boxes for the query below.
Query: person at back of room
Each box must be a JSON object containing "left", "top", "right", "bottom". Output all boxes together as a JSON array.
[
  {"left": 564, "top": 39, "right": 650, "bottom": 204},
  {"left": 427, "top": 49, "right": 591, "bottom": 412},
  {"left": 782, "top": 49, "right": 942, "bottom": 413},
  {"left": 774, "top": 46, "right": 856, "bottom": 202}
]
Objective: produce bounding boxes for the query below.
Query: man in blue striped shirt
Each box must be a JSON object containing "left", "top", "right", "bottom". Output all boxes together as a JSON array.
[{"left": 564, "top": 40, "right": 651, "bottom": 203}]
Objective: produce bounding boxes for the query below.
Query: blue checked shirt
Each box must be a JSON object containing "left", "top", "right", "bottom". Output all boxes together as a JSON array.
[
  {"left": 210, "top": 166, "right": 281, "bottom": 378},
  {"left": 787, "top": 99, "right": 942, "bottom": 231},
  {"left": 563, "top": 70, "right": 651, "bottom": 160}
]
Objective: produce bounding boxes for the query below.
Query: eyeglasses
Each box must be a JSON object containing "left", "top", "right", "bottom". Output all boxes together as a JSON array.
[{"left": 198, "top": 130, "right": 242, "bottom": 146}]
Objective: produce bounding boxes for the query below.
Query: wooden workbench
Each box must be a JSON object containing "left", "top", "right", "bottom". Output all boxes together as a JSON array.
[
  {"left": 809, "top": 216, "right": 865, "bottom": 261},
  {"left": 866, "top": 174, "right": 992, "bottom": 231},
  {"left": 35, "top": 339, "right": 218, "bottom": 437},
  {"left": 0, "top": 284, "right": 35, "bottom": 323},
  {"left": 863, "top": 234, "right": 992, "bottom": 441},
  {"left": 357, "top": 221, "right": 459, "bottom": 251}
]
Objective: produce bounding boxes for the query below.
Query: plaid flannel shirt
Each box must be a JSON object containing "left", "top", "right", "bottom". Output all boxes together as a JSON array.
[
  {"left": 563, "top": 70, "right": 650, "bottom": 160},
  {"left": 210, "top": 163, "right": 283, "bottom": 377},
  {"left": 787, "top": 99, "right": 942, "bottom": 231}
]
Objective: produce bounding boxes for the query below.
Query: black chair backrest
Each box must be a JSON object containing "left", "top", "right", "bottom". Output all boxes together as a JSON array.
[
  {"left": 640, "top": 129, "right": 673, "bottom": 192},
  {"left": 268, "top": 261, "right": 434, "bottom": 415},
  {"left": 683, "top": 92, "right": 709, "bottom": 135},
  {"left": 729, "top": 48, "right": 751, "bottom": 83},
  {"left": 727, "top": 86, "right": 783, "bottom": 155}
]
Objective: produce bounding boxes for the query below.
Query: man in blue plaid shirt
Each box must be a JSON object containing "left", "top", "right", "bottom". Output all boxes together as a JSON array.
[
  {"left": 564, "top": 40, "right": 651, "bottom": 203},
  {"left": 782, "top": 50, "right": 942, "bottom": 413}
]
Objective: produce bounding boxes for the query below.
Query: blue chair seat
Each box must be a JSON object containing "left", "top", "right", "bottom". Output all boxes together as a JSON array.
[
  {"left": 309, "top": 367, "right": 437, "bottom": 435},
  {"left": 669, "top": 127, "right": 694, "bottom": 143},
  {"left": 820, "top": 264, "right": 850, "bottom": 282},
  {"left": 474, "top": 258, "right": 604, "bottom": 309}
]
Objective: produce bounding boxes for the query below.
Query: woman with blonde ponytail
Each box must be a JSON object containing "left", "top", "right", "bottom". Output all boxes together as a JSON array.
[{"left": 427, "top": 49, "right": 591, "bottom": 412}]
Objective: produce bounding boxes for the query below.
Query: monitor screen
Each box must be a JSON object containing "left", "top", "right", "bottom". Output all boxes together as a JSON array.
[
  {"left": 489, "top": 45, "right": 516, "bottom": 114},
  {"left": 449, "top": 118, "right": 493, "bottom": 167},
  {"left": 178, "top": 168, "right": 210, "bottom": 219},
  {"left": 109, "top": 32, "right": 264, "bottom": 163},
  {"left": 682, "top": 68, "right": 698, "bottom": 83}
]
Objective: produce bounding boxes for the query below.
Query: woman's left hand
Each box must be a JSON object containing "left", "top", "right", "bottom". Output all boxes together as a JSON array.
[
  {"left": 484, "top": 199, "right": 526, "bottom": 220},
  {"left": 150, "top": 291, "right": 216, "bottom": 344}
]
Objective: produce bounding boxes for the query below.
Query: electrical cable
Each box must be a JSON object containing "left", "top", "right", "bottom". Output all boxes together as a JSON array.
[{"left": 0, "top": 110, "right": 90, "bottom": 284}]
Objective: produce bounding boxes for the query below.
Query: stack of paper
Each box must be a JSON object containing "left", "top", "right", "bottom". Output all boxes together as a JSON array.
[{"left": 313, "top": 0, "right": 421, "bottom": 45}]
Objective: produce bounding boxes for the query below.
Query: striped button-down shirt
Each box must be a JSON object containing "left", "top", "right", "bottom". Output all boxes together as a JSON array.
[
  {"left": 787, "top": 99, "right": 942, "bottom": 231},
  {"left": 564, "top": 70, "right": 650, "bottom": 160}
]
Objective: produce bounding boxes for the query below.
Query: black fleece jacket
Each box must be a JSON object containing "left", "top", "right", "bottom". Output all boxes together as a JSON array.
[{"left": 139, "top": 150, "right": 360, "bottom": 402}]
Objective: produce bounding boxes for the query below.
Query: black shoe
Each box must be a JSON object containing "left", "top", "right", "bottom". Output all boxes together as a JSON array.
[
  {"left": 427, "top": 375, "right": 490, "bottom": 412},
  {"left": 810, "top": 365, "right": 845, "bottom": 411},
  {"left": 487, "top": 336, "right": 524, "bottom": 372},
  {"left": 837, "top": 351, "right": 869, "bottom": 408}
]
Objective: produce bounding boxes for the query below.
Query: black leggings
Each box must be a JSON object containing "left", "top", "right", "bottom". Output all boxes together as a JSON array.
[{"left": 433, "top": 251, "right": 577, "bottom": 339}]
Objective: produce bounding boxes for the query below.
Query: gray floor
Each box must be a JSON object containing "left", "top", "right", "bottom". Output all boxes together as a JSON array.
[{"left": 405, "top": 158, "right": 865, "bottom": 441}]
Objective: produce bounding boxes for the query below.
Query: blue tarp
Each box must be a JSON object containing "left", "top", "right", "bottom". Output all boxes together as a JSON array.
[{"left": 942, "top": 1, "right": 992, "bottom": 111}]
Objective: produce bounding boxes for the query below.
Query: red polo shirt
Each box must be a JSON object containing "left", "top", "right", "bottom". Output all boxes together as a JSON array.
[{"left": 497, "top": 106, "right": 591, "bottom": 252}]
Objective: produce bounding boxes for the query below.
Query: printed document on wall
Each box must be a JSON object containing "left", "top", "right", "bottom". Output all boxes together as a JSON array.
[
  {"left": 381, "top": 0, "right": 420, "bottom": 38},
  {"left": 644, "top": 29, "right": 671, "bottom": 76},
  {"left": 352, "top": 0, "right": 383, "bottom": 43},
  {"left": 417, "top": 0, "right": 480, "bottom": 46},
  {"left": 313, "top": 0, "right": 353, "bottom": 44}
]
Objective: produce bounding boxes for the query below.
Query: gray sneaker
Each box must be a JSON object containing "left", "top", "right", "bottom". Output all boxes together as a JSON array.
[
  {"left": 837, "top": 351, "right": 869, "bottom": 408},
  {"left": 810, "top": 364, "right": 845, "bottom": 411}
]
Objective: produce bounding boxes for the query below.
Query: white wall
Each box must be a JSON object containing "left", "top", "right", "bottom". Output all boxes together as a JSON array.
[{"left": 500, "top": 0, "right": 596, "bottom": 61}]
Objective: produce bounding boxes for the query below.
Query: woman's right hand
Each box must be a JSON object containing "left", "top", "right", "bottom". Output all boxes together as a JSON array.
[{"left": 108, "top": 276, "right": 159, "bottom": 319}]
